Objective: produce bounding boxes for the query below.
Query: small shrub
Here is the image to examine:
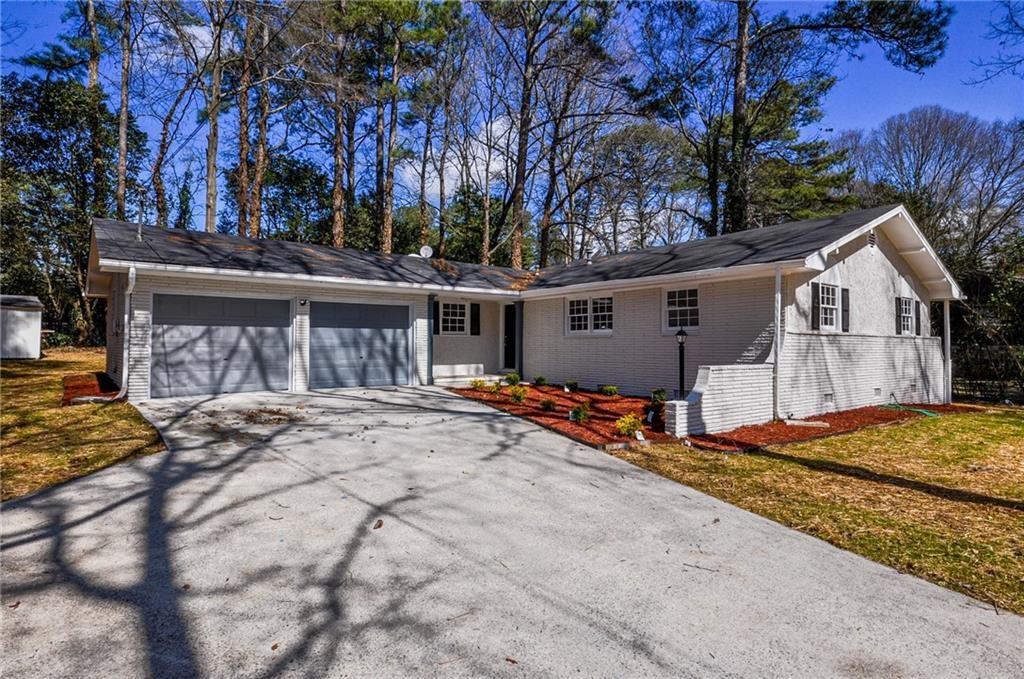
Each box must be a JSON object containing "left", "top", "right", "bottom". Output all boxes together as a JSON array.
[
  {"left": 469, "top": 378, "right": 488, "bottom": 390},
  {"left": 599, "top": 385, "right": 619, "bottom": 396},
  {"left": 488, "top": 381, "right": 503, "bottom": 394},
  {"left": 569, "top": 402, "right": 590, "bottom": 422},
  {"left": 539, "top": 398, "right": 556, "bottom": 411},
  {"left": 507, "top": 385, "right": 528, "bottom": 403},
  {"left": 615, "top": 413, "right": 644, "bottom": 438},
  {"left": 564, "top": 380, "right": 578, "bottom": 392},
  {"left": 534, "top": 376, "right": 548, "bottom": 387},
  {"left": 651, "top": 388, "right": 668, "bottom": 404},
  {"left": 504, "top": 371, "right": 521, "bottom": 386}
]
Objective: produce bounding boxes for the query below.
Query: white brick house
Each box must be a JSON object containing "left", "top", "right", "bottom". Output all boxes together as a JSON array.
[{"left": 86, "top": 204, "right": 962, "bottom": 436}]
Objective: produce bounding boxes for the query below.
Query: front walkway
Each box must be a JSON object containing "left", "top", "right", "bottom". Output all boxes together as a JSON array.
[{"left": 2, "top": 387, "right": 1021, "bottom": 677}]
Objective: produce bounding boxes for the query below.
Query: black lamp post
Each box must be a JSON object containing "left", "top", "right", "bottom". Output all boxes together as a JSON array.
[{"left": 676, "top": 328, "right": 688, "bottom": 398}]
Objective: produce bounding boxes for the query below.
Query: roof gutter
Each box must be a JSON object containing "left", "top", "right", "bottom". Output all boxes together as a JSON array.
[
  {"left": 520, "top": 259, "right": 813, "bottom": 300},
  {"left": 96, "top": 258, "right": 523, "bottom": 299}
]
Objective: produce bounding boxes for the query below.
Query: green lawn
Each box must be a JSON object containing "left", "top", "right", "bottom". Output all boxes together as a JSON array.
[
  {"left": 1, "top": 347, "right": 163, "bottom": 501},
  {"left": 612, "top": 407, "right": 1024, "bottom": 614}
]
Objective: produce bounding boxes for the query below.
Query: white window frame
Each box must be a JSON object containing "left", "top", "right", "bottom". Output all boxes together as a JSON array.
[
  {"left": 664, "top": 287, "right": 699, "bottom": 333},
  {"left": 590, "top": 296, "right": 613, "bottom": 333},
  {"left": 565, "top": 296, "right": 613, "bottom": 336},
  {"left": 819, "top": 283, "right": 839, "bottom": 331},
  {"left": 899, "top": 297, "right": 914, "bottom": 335},
  {"left": 440, "top": 301, "right": 468, "bottom": 336}
]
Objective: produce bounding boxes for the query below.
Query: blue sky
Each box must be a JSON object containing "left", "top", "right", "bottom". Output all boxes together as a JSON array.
[{"left": 3, "top": 0, "right": 1020, "bottom": 132}]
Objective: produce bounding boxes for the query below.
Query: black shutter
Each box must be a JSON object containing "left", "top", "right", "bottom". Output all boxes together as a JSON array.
[
  {"left": 841, "top": 288, "right": 850, "bottom": 333},
  {"left": 432, "top": 301, "right": 440, "bottom": 335},
  {"left": 470, "top": 303, "right": 481, "bottom": 335},
  {"left": 811, "top": 282, "right": 820, "bottom": 330},
  {"left": 895, "top": 297, "right": 902, "bottom": 335},
  {"left": 914, "top": 300, "right": 921, "bottom": 336}
]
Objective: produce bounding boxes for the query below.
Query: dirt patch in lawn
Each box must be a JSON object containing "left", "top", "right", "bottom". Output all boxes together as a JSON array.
[
  {"left": 688, "top": 403, "right": 979, "bottom": 452},
  {"left": 61, "top": 371, "right": 120, "bottom": 405},
  {"left": 454, "top": 384, "right": 673, "bottom": 448}
]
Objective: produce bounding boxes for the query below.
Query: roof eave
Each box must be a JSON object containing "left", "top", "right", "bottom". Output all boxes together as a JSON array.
[
  {"left": 806, "top": 205, "right": 964, "bottom": 301},
  {"left": 96, "top": 258, "right": 523, "bottom": 298},
  {"left": 520, "top": 259, "right": 813, "bottom": 300}
]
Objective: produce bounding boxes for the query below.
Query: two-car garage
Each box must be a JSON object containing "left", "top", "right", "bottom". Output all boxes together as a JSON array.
[{"left": 150, "top": 294, "right": 412, "bottom": 398}]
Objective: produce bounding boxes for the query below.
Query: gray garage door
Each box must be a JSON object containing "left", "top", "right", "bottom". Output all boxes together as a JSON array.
[
  {"left": 309, "top": 301, "right": 410, "bottom": 389},
  {"left": 151, "top": 294, "right": 291, "bottom": 398}
]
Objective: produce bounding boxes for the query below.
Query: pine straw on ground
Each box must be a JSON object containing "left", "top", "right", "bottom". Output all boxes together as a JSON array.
[
  {"left": 1, "top": 347, "right": 164, "bottom": 501},
  {"left": 612, "top": 407, "right": 1024, "bottom": 614}
]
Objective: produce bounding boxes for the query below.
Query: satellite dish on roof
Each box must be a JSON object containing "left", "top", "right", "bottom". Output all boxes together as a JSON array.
[{"left": 419, "top": 245, "right": 434, "bottom": 258}]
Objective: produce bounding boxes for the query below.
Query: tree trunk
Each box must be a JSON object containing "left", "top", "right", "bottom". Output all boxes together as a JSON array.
[
  {"left": 153, "top": 81, "right": 193, "bottom": 229},
  {"left": 509, "top": 47, "right": 534, "bottom": 269},
  {"left": 417, "top": 114, "right": 433, "bottom": 248},
  {"left": 481, "top": 145, "right": 492, "bottom": 265},
  {"left": 249, "top": 19, "right": 269, "bottom": 239},
  {"left": 86, "top": 0, "right": 100, "bottom": 87},
  {"left": 116, "top": 0, "right": 131, "bottom": 220},
  {"left": 437, "top": 115, "right": 450, "bottom": 259},
  {"left": 344, "top": 103, "right": 356, "bottom": 221},
  {"left": 237, "top": 9, "right": 253, "bottom": 236},
  {"left": 725, "top": 0, "right": 750, "bottom": 234},
  {"left": 374, "top": 24, "right": 386, "bottom": 246},
  {"left": 86, "top": 0, "right": 104, "bottom": 213},
  {"left": 380, "top": 32, "right": 401, "bottom": 255},
  {"left": 204, "top": 2, "right": 225, "bottom": 233}
]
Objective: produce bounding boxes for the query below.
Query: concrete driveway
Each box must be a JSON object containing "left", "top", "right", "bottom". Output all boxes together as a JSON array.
[{"left": 2, "top": 388, "right": 1021, "bottom": 678}]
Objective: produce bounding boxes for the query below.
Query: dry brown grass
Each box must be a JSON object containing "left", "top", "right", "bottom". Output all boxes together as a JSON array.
[
  {"left": 612, "top": 407, "right": 1024, "bottom": 614},
  {"left": 1, "top": 347, "right": 164, "bottom": 501}
]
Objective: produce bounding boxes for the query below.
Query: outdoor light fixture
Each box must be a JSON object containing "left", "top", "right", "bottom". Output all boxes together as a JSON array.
[
  {"left": 676, "top": 328, "right": 688, "bottom": 398},
  {"left": 299, "top": 299, "right": 308, "bottom": 306}
]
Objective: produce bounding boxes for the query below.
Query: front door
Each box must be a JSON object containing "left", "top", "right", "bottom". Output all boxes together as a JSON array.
[{"left": 502, "top": 304, "right": 517, "bottom": 370}]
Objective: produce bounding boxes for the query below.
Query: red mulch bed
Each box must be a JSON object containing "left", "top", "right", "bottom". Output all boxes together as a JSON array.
[
  {"left": 453, "top": 384, "right": 673, "bottom": 448},
  {"left": 61, "top": 372, "right": 120, "bottom": 406},
  {"left": 689, "top": 403, "right": 979, "bottom": 452}
]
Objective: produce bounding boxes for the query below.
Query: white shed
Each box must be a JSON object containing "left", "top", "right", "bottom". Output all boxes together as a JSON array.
[{"left": 1, "top": 295, "right": 44, "bottom": 360}]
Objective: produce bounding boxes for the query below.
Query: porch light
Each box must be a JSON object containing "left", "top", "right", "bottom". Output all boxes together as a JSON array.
[{"left": 676, "top": 329, "right": 688, "bottom": 397}]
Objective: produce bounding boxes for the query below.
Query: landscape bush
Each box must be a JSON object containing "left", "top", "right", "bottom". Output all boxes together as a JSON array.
[
  {"left": 508, "top": 385, "right": 528, "bottom": 403},
  {"left": 564, "top": 380, "right": 578, "bottom": 392},
  {"left": 534, "top": 376, "right": 548, "bottom": 386},
  {"left": 615, "top": 413, "right": 644, "bottom": 437},
  {"left": 469, "top": 378, "right": 488, "bottom": 390},
  {"left": 599, "top": 385, "right": 619, "bottom": 396},
  {"left": 504, "top": 372, "right": 521, "bottom": 386},
  {"left": 540, "top": 398, "right": 556, "bottom": 411},
  {"left": 570, "top": 402, "right": 590, "bottom": 422}
]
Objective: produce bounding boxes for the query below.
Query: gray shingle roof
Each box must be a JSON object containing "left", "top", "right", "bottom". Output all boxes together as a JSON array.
[
  {"left": 93, "top": 205, "right": 899, "bottom": 292},
  {"left": 93, "top": 219, "right": 532, "bottom": 291},
  {"left": 529, "top": 205, "right": 901, "bottom": 289}
]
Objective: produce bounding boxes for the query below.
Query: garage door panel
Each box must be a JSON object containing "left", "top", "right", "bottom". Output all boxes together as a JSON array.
[
  {"left": 151, "top": 294, "right": 291, "bottom": 398},
  {"left": 308, "top": 302, "right": 410, "bottom": 389}
]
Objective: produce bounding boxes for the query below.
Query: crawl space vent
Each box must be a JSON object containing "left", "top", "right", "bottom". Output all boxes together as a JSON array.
[
  {"left": 824, "top": 392, "right": 835, "bottom": 404},
  {"left": 874, "top": 387, "right": 882, "bottom": 398}
]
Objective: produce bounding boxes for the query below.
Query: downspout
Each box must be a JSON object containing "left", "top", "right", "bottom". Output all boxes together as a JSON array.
[
  {"left": 426, "top": 293, "right": 436, "bottom": 386},
  {"left": 74, "top": 266, "right": 136, "bottom": 404},
  {"left": 943, "top": 299, "right": 952, "bottom": 404},
  {"left": 773, "top": 266, "right": 782, "bottom": 419}
]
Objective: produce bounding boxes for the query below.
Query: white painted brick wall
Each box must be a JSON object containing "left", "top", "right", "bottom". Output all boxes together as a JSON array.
[
  {"left": 523, "top": 277, "right": 775, "bottom": 396},
  {"left": 664, "top": 364, "right": 774, "bottom": 436},
  {"left": 433, "top": 300, "right": 502, "bottom": 377},
  {"left": 779, "top": 333, "right": 943, "bottom": 419},
  {"left": 125, "top": 274, "right": 429, "bottom": 401}
]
